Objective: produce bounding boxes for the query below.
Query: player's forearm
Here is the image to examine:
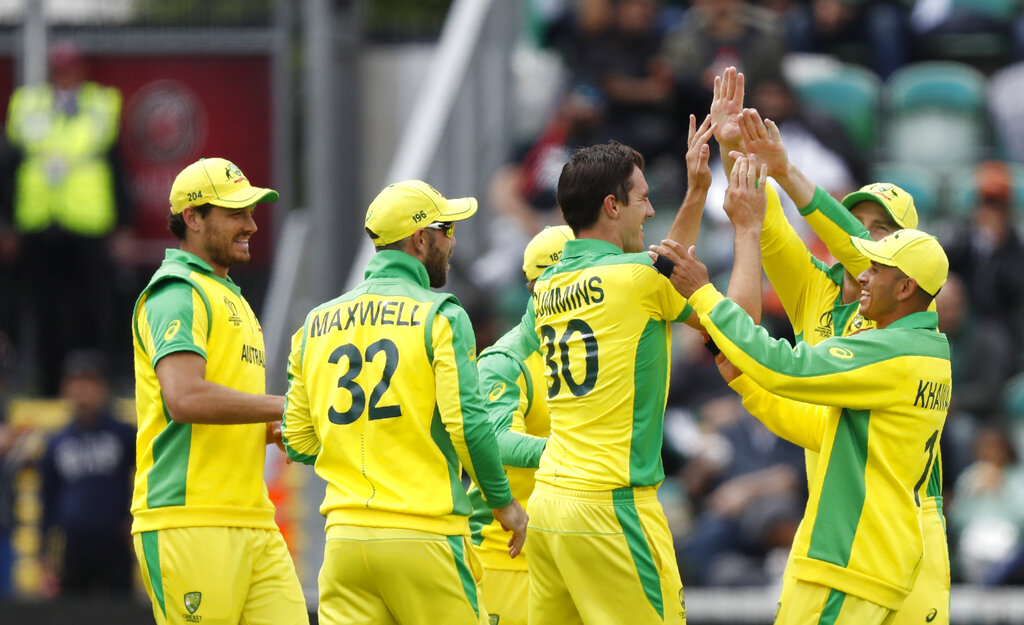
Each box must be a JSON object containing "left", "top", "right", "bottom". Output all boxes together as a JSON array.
[
  {"left": 165, "top": 380, "right": 285, "bottom": 425},
  {"left": 774, "top": 161, "right": 816, "bottom": 208},
  {"left": 664, "top": 184, "right": 709, "bottom": 250},
  {"left": 496, "top": 429, "right": 547, "bottom": 468},
  {"left": 726, "top": 226, "right": 763, "bottom": 324}
]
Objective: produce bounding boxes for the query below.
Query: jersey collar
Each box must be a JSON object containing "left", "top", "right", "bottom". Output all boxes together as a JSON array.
[
  {"left": 163, "top": 248, "right": 241, "bottom": 293},
  {"left": 560, "top": 238, "right": 623, "bottom": 259},
  {"left": 364, "top": 249, "right": 431, "bottom": 288},
  {"left": 885, "top": 310, "right": 939, "bottom": 331}
]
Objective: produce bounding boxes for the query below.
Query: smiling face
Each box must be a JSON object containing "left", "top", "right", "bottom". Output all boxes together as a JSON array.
[
  {"left": 617, "top": 166, "right": 655, "bottom": 253},
  {"left": 189, "top": 205, "right": 258, "bottom": 276},
  {"left": 856, "top": 260, "right": 911, "bottom": 327},
  {"left": 850, "top": 201, "right": 900, "bottom": 242}
]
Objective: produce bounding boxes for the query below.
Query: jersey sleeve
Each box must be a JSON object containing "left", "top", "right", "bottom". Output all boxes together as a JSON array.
[
  {"left": 689, "top": 284, "right": 904, "bottom": 408},
  {"left": 136, "top": 278, "right": 209, "bottom": 366},
  {"left": 728, "top": 374, "right": 826, "bottom": 451},
  {"left": 634, "top": 262, "right": 693, "bottom": 323},
  {"left": 800, "top": 186, "right": 872, "bottom": 277},
  {"left": 761, "top": 182, "right": 819, "bottom": 327},
  {"left": 282, "top": 324, "right": 319, "bottom": 465},
  {"left": 433, "top": 300, "right": 513, "bottom": 509},
  {"left": 478, "top": 351, "right": 547, "bottom": 468}
]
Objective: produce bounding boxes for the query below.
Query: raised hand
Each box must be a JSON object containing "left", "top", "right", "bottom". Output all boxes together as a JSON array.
[
  {"left": 686, "top": 114, "right": 716, "bottom": 193},
  {"left": 710, "top": 66, "right": 745, "bottom": 150},
  {"left": 723, "top": 153, "right": 769, "bottom": 230},
  {"left": 738, "top": 108, "right": 788, "bottom": 178}
]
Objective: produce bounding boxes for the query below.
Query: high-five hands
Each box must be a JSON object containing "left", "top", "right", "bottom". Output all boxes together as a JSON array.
[
  {"left": 686, "top": 113, "right": 716, "bottom": 192},
  {"left": 722, "top": 153, "right": 769, "bottom": 230}
]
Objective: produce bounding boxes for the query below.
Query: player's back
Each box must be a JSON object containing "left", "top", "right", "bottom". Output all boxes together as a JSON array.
[
  {"left": 532, "top": 239, "right": 688, "bottom": 491},
  {"left": 294, "top": 276, "right": 472, "bottom": 534}
]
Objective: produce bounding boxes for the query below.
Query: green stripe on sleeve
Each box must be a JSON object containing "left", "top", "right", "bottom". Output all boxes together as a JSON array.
[
  {"left": 613, "top": 488, "right": 663, "bottom": 619},
  {"left": 141, "top": 531, "right": 166, "bottom": 617},
  {"left": 807, "top": 408, "right": 869, "bottom": 566},
  {"left": 447, "top": 535, "right": 480, "bottom": 617}
]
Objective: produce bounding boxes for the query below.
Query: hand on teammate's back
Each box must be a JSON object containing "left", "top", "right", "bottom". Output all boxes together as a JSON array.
[{"left": 493, "top": 500, "right": 529, "bottom": 558}]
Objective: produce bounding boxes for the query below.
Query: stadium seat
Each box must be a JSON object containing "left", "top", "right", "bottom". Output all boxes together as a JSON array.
[
  {"left": 869, "top": 161, "right": 942, "bottom": 227},
  {"left": 988, "top": 62, "right": 1024, "bottom": 162},
  {"left": 883, "top": 62, "right": 989, "bottom": 176},
  {"left": 788, "top": 58, "right": 882, "bottom": 154}
]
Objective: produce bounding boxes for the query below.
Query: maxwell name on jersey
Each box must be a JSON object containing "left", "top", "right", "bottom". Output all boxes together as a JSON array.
[
  {"left": 308, "top": 299, "right": 424, "bottom": 338},
  {"left": 913, "top": 379, "right": 951, "bottom": 411},
  {"left": 535, "top": 276, "right": 604, "bottom": 317}
]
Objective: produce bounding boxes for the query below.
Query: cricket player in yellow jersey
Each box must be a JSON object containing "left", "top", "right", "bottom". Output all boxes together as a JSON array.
[
  {"left": 526, "top": 126, "right": 765, "bottom": 625},
  {"left": 653, "top": 228, "right": 951, "bottom": 625},
  {"left": 467, "top": 225, "right": 573, "bottom": 625},
  {"left": 709, "top": 66, "right": 950, "bottom": 624},
  {"left": 131, "top": 158, "right": 307, "bottom": 625},
  {"left": 282, "top": 180, "right": 528, "bottom": 625}
]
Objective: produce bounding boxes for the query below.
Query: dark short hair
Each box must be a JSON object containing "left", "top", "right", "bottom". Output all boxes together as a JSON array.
[
  {"left": 167, "top": 203, "right": 212, "bottom": 239},
  {"left": 556, "top": 141, "right": 645, "bottom": 233}
]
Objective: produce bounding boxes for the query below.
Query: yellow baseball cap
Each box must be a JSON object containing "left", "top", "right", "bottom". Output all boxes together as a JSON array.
[
  {"left": 850, "top": 228, "right": 948, "bottom": 296},
  {"left": 364, "top": 180, "right": 477, "bottom": 246},
  {"left": 169, "top": 158, "right": 278, "bottom": 214},
  {"left": 523, "top": 225, "right": 574, "bottom": 281},
  {"left": 841, "top": 182, "right": 918, "bottom": 229}
]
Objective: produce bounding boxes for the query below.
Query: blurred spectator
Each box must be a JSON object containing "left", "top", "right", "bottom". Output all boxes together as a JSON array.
[
  {"left": 662, "top": 0, "right": 788, "bottom": 123},
  {"left": 665, "top": 332, "right": 805, "bottom": 587},
  {"left": 910, "top": 0, "right": 1024, "bottom": 64},
  {"left": 473, "top": 87, "right": 601, "bottom": 290},
  {"left": 948, "top": 425, "right": 1024, "bottom": 585},
  {"left": 943, "top": 160, "right": 1024, "bottom": 369},
  {"left": 782, "top": 0, "right": 910, "bottom": 79},
  {"left": 39, "top": 350, "right": 134, "bottom": 597},
  {"left": 937, "top": 272, "right": 1018, "bottom": 485},
  {"left": 0, "top": 362, "right": 19, "bottom": 598},
  {"left": 1, "top": 40, "right": 133, "bottom": 396},
  {"left": 585, "top": 0, "right": 678, "bottom": 160}
]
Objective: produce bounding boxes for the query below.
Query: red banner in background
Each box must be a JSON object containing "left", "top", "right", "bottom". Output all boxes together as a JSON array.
[
  {"left": 95, "top": 56, "right": 274, "bottom": 265},
  {"left": 0, "top": 55, "right": 274, "bottom": 266}
]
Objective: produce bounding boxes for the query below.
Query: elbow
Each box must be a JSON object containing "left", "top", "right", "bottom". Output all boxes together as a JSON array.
[{"left": 162, "top": 395, "right": 196, "bottom": 424}]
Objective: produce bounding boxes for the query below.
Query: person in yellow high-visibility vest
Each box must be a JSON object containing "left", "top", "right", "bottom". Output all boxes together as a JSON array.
[{"left": 0, "top": 40, "right": 133, "bottom": 395}]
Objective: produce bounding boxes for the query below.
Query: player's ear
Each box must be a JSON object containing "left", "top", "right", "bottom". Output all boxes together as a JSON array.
[{"left": 602, "top": 194, "right": 619, "bottom": 219}]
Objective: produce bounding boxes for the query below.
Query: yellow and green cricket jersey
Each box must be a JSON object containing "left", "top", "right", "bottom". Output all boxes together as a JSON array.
[
  {"left": 762, "top": 185, "right": 944, "bottom": 512},
  {"left": 690, "top": 284, "right": 950, "bottom": 610},
  {"left": 282, "top": 251, "right": 513, "bottom": 537},
  {"left": 531, "top": 239, "right": 692, "bottom": 491},
  {"left": 131, "top": 249, "right": 277, "bottom": 533},
  {"left": 468, "top": 307, "right": 550, "bottom": 570}
]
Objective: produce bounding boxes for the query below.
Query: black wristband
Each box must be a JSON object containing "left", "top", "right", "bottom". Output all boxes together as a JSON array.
[
  {"left": 653, "top": 255, "right": 675, "bottom": 278},
  {"left": 704, "top": 337, "right": 721, "bottom": 356}
]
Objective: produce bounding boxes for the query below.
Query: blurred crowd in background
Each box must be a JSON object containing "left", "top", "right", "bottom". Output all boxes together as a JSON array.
[{"left": 2, "top": 0, "right": 1024, "bottom": 607}]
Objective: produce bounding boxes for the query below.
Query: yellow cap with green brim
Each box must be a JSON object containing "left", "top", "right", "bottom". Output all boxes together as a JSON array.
[
  {"left": 841, "top": 182, "right": 918, "bottom": 229},
  {"left": 522, "top": 225, "right": 574, "bottom": 281},
  {"left": 364, "top": 180, "right": 477, "bottom": 246},
  {"left": 850, "top": 228, "right": 948, "bottom": 296},
  {"left": 169, "top": 157, "right": 278, "bottom": 214}
]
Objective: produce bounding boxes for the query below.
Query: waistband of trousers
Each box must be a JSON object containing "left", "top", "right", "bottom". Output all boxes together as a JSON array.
[{"left": 533, "top": 481, "right": 660, "bottom": 505}]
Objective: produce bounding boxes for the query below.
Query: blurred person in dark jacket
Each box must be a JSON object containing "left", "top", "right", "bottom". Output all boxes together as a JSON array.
[{"left": 39, "top": 350, "right": 134, "bottom": 596}]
